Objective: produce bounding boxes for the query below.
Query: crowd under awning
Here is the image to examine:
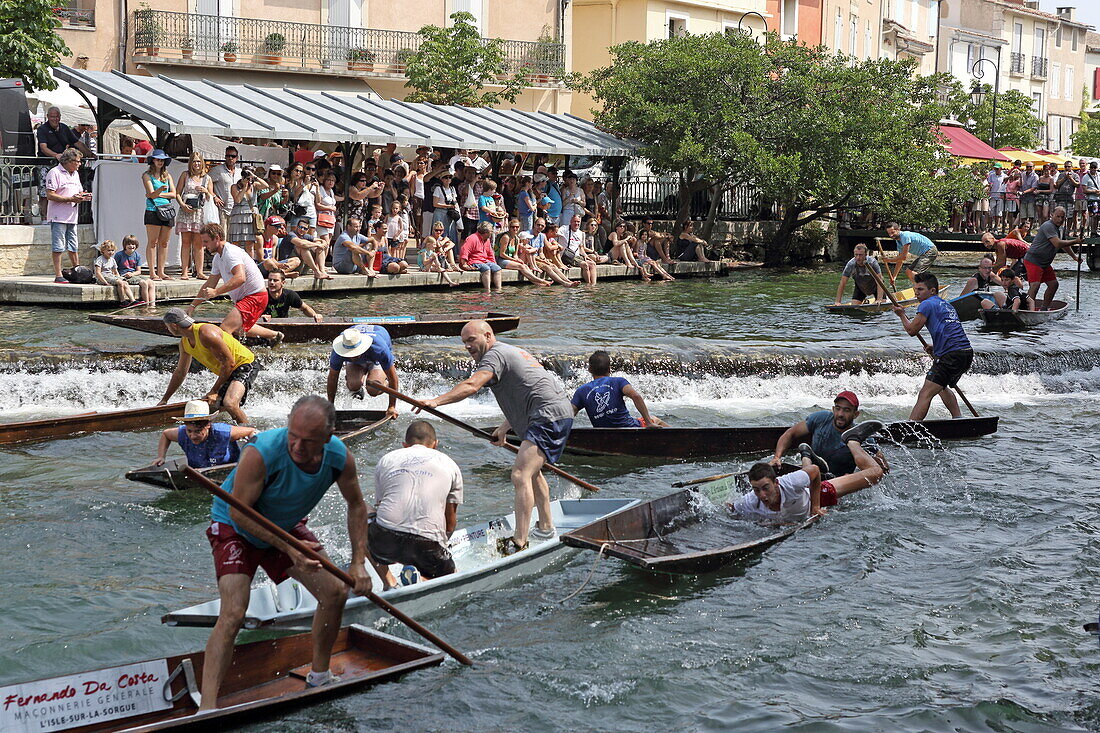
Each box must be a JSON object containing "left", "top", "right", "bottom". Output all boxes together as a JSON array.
[{"left": 53, "top": 67, "right": 637, "bottom": 158}]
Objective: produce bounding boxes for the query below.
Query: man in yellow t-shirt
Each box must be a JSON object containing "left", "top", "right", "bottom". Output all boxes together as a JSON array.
[{"left": 158, "top": 308, "right": 260, "bottom": 424}]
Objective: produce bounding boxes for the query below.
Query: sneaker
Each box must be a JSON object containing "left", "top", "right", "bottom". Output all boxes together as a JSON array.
[
  {"left": 529, "top": 526, "right": 557, "bottom": 543},
  {"left": 131, "top": 300, "right": 146, "bottom": 306},
  {"left": 399, "top": 565, "right": 419, "bottom": 586},
  {"left": 305, "top": 670, "right": 340, "bottom": 688},
  {"left": 496, "top": 536, "right": 529, "bottom": 556},
  {"left": 797, "top": 443, "right": 830, "bottom": 475},
  {"left": 271, "top": 331, "right": 285, "bottom": 345},
  {"left": 350, "top": 386, "right": 366, "bottom": 400},
  {"left": 841, "top": 420, "right": 885, "bottom": 446},
  {"left": 53, "top": 276, "right": 69, "bottom": 284}
]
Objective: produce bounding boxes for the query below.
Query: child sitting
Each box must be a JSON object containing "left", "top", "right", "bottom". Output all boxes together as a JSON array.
[
  {"left": 419, "top": 236, "right": 459, "bottom": 286},
  {"left": 93, "top": 240, "right": 138, "bottom": 305},
  {"left": 999, "top": 267, "right": 1035, "bottom": 313},
  {"left": 113, "top": 234, "right": 157, "bottom": 306}
]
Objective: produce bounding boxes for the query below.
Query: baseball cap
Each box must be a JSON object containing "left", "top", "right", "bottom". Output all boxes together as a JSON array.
[
  {"left": 163, "top": 308, "right": 195, "bottom": 328},
  {"left": 835, "top": 391, "right": 860, "bottom": 409},
  {"left": 265, "top": 215, "right": 286, "bottom": 228},
  {"left": 313, "top": 150, "right": 327, "bottom": 159}
]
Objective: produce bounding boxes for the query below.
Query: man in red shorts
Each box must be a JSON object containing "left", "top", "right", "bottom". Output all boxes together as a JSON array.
[
  {"left": 187, "top": 222, "right": 269, "bottom": 337},
  {"left": 1023, "top": 207, "right": 1082, "bottom": 310},
  {"left": 200, "top": 395, "right": 372, "bottom": 710}
]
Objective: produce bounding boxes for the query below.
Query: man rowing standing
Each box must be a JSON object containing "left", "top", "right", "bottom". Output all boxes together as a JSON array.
[
  {"left": 1023, "top": 206, "right": 1082, "bottom": 311},
  {"left": 893, "top": 272, "right": 974, "bottom": 421},
  {"left": 772, "top": 391, "right": 887, "bottom": 478},
  {"left": 420, "top": 320, "right": 573, "bottom": 555},
  {"left": 153, "top": 399, "right": 257, "bottom": 468},
  {"left": 159, "top": 308, "right": 261, "bottom": 425},
  {"left": 199, "top": 395, "right": 372, "bottom": 709},
  {"left": 571, "top": 350, "right": 668, "bottom": 428},
  {"left": 246, "top": 270, "right": 324, "bottom": 343},
  {"left": 326, "top": 325, "right": 399, "bottom": 418},
  {"left": 885, "top": 222, "right": 938, "bottom": 282},
  {"left": 834, "top": 243, "right": 886, "bottom": 305},
  {"left": 367, "top": 420, "right": 463, "bottom": 589},
  {"left": 186, "top": 223, "right": 268, "bottom": 337}
]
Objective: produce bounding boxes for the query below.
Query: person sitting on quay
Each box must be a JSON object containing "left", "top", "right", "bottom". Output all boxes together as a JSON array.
[
  {"left": 113, "top": 234, "right": 157, "bottom": 306},
  {"left": 187, "top": 223, "right": 269, "bottom": 339},
  {"left": 331, "top": 216, "right": 376, "bottom": 277},
  {"left": 981, "top": 231, "right": 1028, "bottom": 279},
  {"left": 1023, "top": 206, "right": 1082, "bottom": 311},
  {"left": 558, "top": 214, "right": 601, "bottom": 285},
  {"left": 258, "top": 216, "right": 301, "bottom": 279},
  {"left": 281, "top": 218, "right": 332, "bottom": 283},
  {"left": 495, "top": 219, "right": 551, "bottom": 287},
  {"left": 771, "top": 391, "right": 888, "bottom": 479},
  {"left": 524, "top": 219, "right": 576, "bottom": 287},
  {"left": 960, "top": 256, "right": 1008, "bottom": 311},
  {"left": 999, "top": 266, "right": 1035, "bottom": 313},
  {"left": 460, "top": 221, "right": 504, "bottom": 294},
  {"left": 92, "top": 240, "right": 140, "bottom": 306},
  {"left": 246, "top": 270, "right": 323, "bottom": 344},
  {"left": 153, "top": 399, "right": 257, "bottom": 468},
  {"left": 638, "top": 218, "right": 676, "bottom": 265},
  {"left": 326, "top": 325, "right": 399, "bottom": 418},
  {"left": 420, "top": 236, "right": 460, "bottom": 286},
  {"left": 834, "top": 243, "right": 885, "bottom": 305},
  {"left": 159, "top": 308, "right": 261, "bottom": 425},
  {"left": 884, "top": 222, "right": 938, "bottom": 282},
  {"left": 676, "top": 220, "right": 714, "bottom": 264},
  {"left": 631, "top": 225, "right": 675, "bottom": 281},
  {"left": 571, "top": 350, "right": 668, "bottom": 428},
  {"left": 367, "top": 420, "right": 463, "bottom": 589}
]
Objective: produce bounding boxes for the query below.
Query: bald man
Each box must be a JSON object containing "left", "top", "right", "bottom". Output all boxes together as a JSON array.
[{"left": 420, "top": 320, "right": 573, "bottom": 555}]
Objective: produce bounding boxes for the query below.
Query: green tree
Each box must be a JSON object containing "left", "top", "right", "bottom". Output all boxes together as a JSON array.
[
  {"left": 0, "top": 0, "right": 70, "bottom": 93},
  {"left": 403, "top": 11, "right": 526, "bottom": 107},
  {"left": 959, "top": 85, "right": 1043, "bottom": 149},
  {"left": 1070, "top": 89, "right": 1100, "bottom": 156}
]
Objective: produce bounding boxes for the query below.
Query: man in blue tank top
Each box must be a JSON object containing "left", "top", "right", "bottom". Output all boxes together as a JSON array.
[
  {"left": 153, "top": 399, "right": 256, "bottom": 468},
  {"left": 200, "top": 395, "right": 373, "bottom": 710},
  {"left": 893, "top": 271, "right": 974, "bottom": 420},
  {"left": 570, "top": 350, "right": 668, "bottom": 428}
]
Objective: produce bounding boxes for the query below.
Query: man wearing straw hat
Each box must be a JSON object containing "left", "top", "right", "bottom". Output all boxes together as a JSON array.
[
  {"left": 158, "top": 308, "right": 261, "bottom": 425},
  {"left": 326, "top": 325, "right": 399, "bottom": 418},
  {"left": 153, "top": 399, "right": 257, "bottom": 468}
]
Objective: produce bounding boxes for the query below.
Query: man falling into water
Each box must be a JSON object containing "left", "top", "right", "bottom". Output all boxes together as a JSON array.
[{"left": 772, "top": 391, "right": 888, "bottom": 481}]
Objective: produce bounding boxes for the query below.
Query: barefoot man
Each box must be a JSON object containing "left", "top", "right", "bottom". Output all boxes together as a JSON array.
[
  {"left": 420, "top": 320, "right": 574, "bottom": 555},
  {"left": 186, "top": 222, "right": 268, "bottom": 337},
  {"left": 199, "top": 395, "right": 372, "bottom": 709}
]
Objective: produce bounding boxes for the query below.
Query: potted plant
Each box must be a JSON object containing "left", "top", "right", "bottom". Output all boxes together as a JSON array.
[
  {"left": 133, "top": 3, "right": 163, "bottom": 56},
  {"left": 346, "top": 47, "right": 376, "bottom": 71},
  {"left": 259, "top": 32, "right": 286, "bottom": 65},
  {"left": 394, "top": 47, "right": 415, "bottom": 74},
  {"left": 181, "top": 36, "right": 194, "bottom": 59},
  {"left": 528, "top": 32, "right": 563, "bottom": 84},
  {"left": 221, "top": 40, "right": 238, "bottom": 63}
]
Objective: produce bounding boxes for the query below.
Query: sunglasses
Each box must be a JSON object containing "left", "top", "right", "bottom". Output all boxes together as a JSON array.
[
  {"left": 225, "top": 154, "right": 238, "bottom": 159},
  {"left": 306, "top": 166, "right": 316, "bottom": 171}
]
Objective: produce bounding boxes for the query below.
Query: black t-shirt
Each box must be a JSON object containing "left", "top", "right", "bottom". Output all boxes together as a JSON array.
[
  {"left": 36, "top": 122, "right": 78, "bottom": 163},
  {"left": 264, "top": 288, "right": 303, "bottom": 317}
]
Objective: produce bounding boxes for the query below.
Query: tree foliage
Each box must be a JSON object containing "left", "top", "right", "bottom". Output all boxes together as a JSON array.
[
  {"left": 0, "top": 0, "right": 69, "bottom": 93},
  {"left": 958, "top": 85, "right": 1043, "bottom": 149},
  {"left": 403, "top": 12, "right": 525, "bottom": 107},
  {"left": 1070, "top": 90, "right": 1100, "bottom": 157}
]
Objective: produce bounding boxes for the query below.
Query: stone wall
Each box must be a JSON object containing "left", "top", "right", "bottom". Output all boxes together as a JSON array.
[
  {"left": 0, "top": 225, "right": 97, "bottom": 276},
  {"left": 650, "top": 219, "right": 839, "bottom": 260}
]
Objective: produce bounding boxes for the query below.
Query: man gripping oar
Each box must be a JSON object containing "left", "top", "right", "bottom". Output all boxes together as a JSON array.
[{"left": 420, "top": 319, "right": 574, "bottom": 556}]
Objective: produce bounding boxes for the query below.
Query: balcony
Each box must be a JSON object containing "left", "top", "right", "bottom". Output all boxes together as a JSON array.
[
  {"left": 1010, "top": 52, "right": 1025, "bottom": 75},
  {"left": 1031, "top": 56, "right": 1048, "bottom": 78},
  {"left": 54, "top": 2, "right": 95, "bottom": 27},
  {"left": 129, "top": 10, "right": 566, "bottom": 87}
]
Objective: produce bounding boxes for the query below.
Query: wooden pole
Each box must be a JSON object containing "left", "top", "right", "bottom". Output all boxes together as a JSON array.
[
  {"left": 874, "top": 238, "right": 898, "bottom": 290},
  {"left": 671, "top": 473, "right": 734, "bottom": 488},
  {"left": 1077, "top": 245, "right": 1083, "bottom": 312},
  {"left": 366, "top": 381, "right": 601, "bottom": 493},
  {"left": 870, "top": 270, "right": 980, "bottom": 418},
  {"left": 183, "top": 467, "right": 474, "bottom": 667}
]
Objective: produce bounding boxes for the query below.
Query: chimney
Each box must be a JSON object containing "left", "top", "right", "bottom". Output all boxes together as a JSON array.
[
  {"left": 1056, "top": 7, "right": 1074, "bottom": 21},
  {"left": 1023, "top": 1, "right": 1039, "bottom": 9}
]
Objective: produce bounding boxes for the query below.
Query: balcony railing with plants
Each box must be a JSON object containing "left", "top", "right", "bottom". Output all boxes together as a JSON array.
[
  {"left": 1010, "top": 52, "right": 1025, "bottom": 74},
  {"left": 129, "top": 9, "right": 566, "bottom": 86},
  {"left": 1031, "top": 56, "right": 1048, "bottom": 78}
]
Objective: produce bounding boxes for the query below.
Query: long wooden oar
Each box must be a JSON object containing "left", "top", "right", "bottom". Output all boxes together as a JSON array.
[
  {"left": 1076, "top": 243, "right": 1084, "bottom": 312},
  {"left": 366, "top": 381, "right": 601, "bottom": 493},
  {"left": 874, "top": 238, "right": 898, "bottom": 290},
  {"left": 870, "top": 270, "right": 980, "bottom": 418},
  {"left": 672, "top": 472, "right": 734, "bottom": 488},
  {"left": 183, "top": 467, "right": 473, "bottom": 666}
]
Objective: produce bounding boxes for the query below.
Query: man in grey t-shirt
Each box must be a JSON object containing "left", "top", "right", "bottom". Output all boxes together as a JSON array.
[
  {"left": 834, "top": 243, "right": 885, "bottom": 305},
  {"left": 422, "top": 320, "right": 574, "bottom": 555},
  {"left": 1023, "top": 207, "right": 1082, "bottom": 310}
]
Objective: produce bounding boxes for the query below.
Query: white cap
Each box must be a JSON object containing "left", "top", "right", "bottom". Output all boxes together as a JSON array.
[{"left": 313, "top": 150, "right": 327, "bottom": 159}]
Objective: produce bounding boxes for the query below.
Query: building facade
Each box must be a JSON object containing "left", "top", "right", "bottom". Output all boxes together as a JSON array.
[
  {"left": 819, "top": 0, "right": 882, "bottom": 60},
  {"left": 881, "top": 0, "right": 940, "bottom": 73},
  {"left": 51, "top": 0, "right": 572, "bottom": 112}
]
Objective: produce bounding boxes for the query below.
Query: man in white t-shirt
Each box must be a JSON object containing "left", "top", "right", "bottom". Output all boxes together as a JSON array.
[
  {"left": 186, "top": 222, "right": 269, "bottom": 338},
  {"left": 207, "top": 146, "right": 242, "bottom": 229},
  {"left": 367, "top": 420, "right": 463, "bottom": 588}
]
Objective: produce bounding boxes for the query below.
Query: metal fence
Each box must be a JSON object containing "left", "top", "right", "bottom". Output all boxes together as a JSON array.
[
  {"left": 1010, "top": 52, "right": 1025, "bottom": 74},
  {"left": 0, "top": 157, "right": 94, "bottom": 225},
  {"left": 617, "top": 177, "right": 774, "bottom": 221},
  {"left": 131, "top": 10, "right": 566, "bottom": 85},
  {"left": 1031, "top": 56, "right": 1048, "bottom": 78}
]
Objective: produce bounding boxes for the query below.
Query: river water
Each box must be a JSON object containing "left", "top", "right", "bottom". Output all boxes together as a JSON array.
[{"left": 1, "top": 266, "right": 1098, "bottom": 732}]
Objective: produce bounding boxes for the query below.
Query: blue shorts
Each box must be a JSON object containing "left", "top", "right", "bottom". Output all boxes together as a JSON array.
[
  {"left": 50, "top": 221, "right": 78, "bottom": 253},
  {"left": 474, "top": 262, "right": 502, "bottom": 273},
  {"left": 382, "top": 255, "right": 405, "bottom": 268},
  {"left": 522, "top": 418, "right": 573, "bottom": 464}
]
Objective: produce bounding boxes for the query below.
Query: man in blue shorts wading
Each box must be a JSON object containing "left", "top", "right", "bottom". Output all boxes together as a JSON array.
[
  {"left": 571, "top": 350, "right": 668, "bottom": 428},
  {"left": 422, "top": 320, "right": 573, "bottom": 555}
]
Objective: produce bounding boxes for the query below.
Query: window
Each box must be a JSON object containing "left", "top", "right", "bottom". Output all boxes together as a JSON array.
[
  {"left": 865, "top": 22, "right": 872, "bottom": 59},
  {"left": 850, "top": 16, "right": 858, "bottom": 57},
  {"left": 1073, "top": 29, "right": 1079, "bottom": 52},
  {"left": 1051, "top": 62, "right": 1061, "bottom": 98},
  {"left": 1012, "top": 22, "right": 1023, "bottom": 54},
  {"left": 1055, "top": 24, "right": 1062, "bottom": 48},
  {"left": 1032, "top": 91, "right": 1042, "bottom": 115},
  {"left": 1066, "top": 65, "right": 1075, "bottom": 102},
  {"left": 928, "top": 0, "right": 938, "bottom": 38},
  {"left": 667, "top": 13, "right": 688, "bottom": 38},
  {"left": 452, "top": 0, "right": 483, "bottom": 33},
  {"left": 835, "top": 9, "right": 843, "bottom": 53},
  {"left": 329, "top": 0, "right": 363, "bottom": 27},
  {"left": 966, "top": 42, "right": 976, "bottom": 71},
  {"left": 1033, "top": 26, "right": 1046, "bottom": 60},
  {"left": 781, "top": 0, "right": 798, "bottom": 39}
]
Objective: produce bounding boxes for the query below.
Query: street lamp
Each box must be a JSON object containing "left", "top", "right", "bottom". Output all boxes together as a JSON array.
[
  {"left": 970, "top": 58, "right": 1000, "bottom": 150},
  {"left": 737, "top": 11, "right": 768, "bottom": 37}
]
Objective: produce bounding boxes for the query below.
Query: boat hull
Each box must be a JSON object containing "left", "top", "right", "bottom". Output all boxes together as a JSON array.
[
  {"left": 0, "top": 402, "right": 188, "bottom": 446},
  {"left": 949, "top": 292, "right": 983, "bottom": 321},
  {"left": 978, "top": 299, "right": 1069, "bottom": 330}
]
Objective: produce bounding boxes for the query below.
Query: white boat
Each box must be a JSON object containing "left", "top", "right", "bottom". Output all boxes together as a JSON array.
[{"left": 163, "top": 497, "right": 639, "bottom": 631}]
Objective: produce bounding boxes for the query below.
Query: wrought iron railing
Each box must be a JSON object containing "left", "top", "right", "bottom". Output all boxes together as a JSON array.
[
  {"left": 617, "top": 177, "right": 775, "bottom": 221},
  {"left": 1031, "top": 56, "right": 1048, "bottom": 77},
  {"left": 1010, "top": 52, "right": 1025, "bottom": 74},
  {"left": 0, "top": 156, "right": 95, "bottom": 225},
  {"left": 130, "top": 10, "right": 566, "bottom": 86}
]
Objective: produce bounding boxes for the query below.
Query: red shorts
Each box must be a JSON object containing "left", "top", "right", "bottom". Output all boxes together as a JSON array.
[
  {"left": 234, "top": 291, "right": 269, "bottom": 332},
  {"left": 1023, "top": 260, "right": 1056, "bottom": 284},
  {"left": 820, "top": 481, "right": 839, "bottom": 507},
  {"left": 206, "top": 520, "right": 319, "bottom": 584}
]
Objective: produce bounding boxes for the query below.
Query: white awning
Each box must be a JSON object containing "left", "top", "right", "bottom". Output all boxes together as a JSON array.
[{"left": 53, "top": 67, "right": 635, "bottom": 157}]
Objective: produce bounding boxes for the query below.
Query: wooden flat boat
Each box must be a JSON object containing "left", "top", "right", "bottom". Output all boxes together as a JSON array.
[
  {"left": 163, "top": 497, "right": 639, "bottom": 630},
  {"left": 561, "top": 472, "right": 817, "bottom": 575},
  {"left": 948, "top": 291, "right": 984, "bottom": 321},
  {"left": 89, "top": 311, "right": 520, "bottom": 343},
  {"left": 978, "top": 299, "right": 1069, "bottom": 330},
  {"left": 529, "top": 416, "right": 999, "bottom": 459},
  {"left": 0, "top": 402, "right": 188, "bottom": 446},
  {"left": 126, "top": 410, "right": 393, "bottom": 490},
  {"left": 824, "top": 287, "right": 918, "bottom": 315},
  {"left": 0, "top": 625, "right": 442, "bottom": 732}
]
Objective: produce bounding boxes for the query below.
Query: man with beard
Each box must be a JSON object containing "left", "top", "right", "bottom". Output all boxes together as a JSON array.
[{"left": 770, "top": 391, "right": 887, "bottom": 480}]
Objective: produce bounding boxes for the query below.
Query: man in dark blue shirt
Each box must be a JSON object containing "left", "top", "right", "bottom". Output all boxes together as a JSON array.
[
  {"left": 893, "top": 271, "right": 974, "bottom": 420},
  {"left": 326, "top": 325, "right": 398, "bottom": 417},
  {"left": 570, "top": 350, "right": 668, "bottom": 428},
  {"left": 772, "top": 391, "right": 887, "bottom": 478}
]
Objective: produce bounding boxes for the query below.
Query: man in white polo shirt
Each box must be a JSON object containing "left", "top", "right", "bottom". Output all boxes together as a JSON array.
[{"left": 186, "top": 222, "right": 268, "bottom": 338}]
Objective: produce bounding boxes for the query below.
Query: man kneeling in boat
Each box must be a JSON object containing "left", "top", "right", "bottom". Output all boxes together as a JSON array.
[
  {"left": 772, "top": 391, "right": 888, "bottom": 478},
  {"left": 571, "top": 350, "right": 668, "bottom": 428},
  {"left": 153, "top": 399, "right": 257, "bottom": 468},
  {"left": 733, "top": 426, "right": 884, "bottom": 522},
  {"left": 159, "top": 308, "right": 261, "bottom": 425},
  {"left": 367, "top": 420, "right": 463, "bottom": 589},
  {"left": 200, "top": 395, "right": 372, "bottom": 709}
]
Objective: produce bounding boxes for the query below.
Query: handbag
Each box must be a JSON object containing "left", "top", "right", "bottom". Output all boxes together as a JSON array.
[
  {"left": 292, "top": 203, "right": 308, "bottom": 218},
  {"left": 252, "top": 210, "right": 264, "bottom": 235},
  {"left": 447, "top": 208, "right": 461, "bottom": 222},
  {"left": 317, "top": 211, "right": 336, "bottom": 229},
  {"left": 155, "top": 204, "right": 176, "bottom": 226}
]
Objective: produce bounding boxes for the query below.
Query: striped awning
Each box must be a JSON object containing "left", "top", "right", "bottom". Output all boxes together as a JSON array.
[{"left": 53, "top": 67, "right": 636, "bottom": 157}]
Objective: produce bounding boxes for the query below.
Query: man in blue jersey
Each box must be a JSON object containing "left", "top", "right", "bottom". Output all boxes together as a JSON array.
[
  {"left": 153, "top": 399, "right": 257, "bottom": 468},
  {"left": 771, "top": 391, "right": 887, "bottom": 480},
  {"left": 200, "top": 395, "right": 373, "bottom": 710},
  {"left": 326, "top": 325, "right": 399, "bottom": 417},
  {"left": 893, "top": 271, "right": 974, "bottom": 420},
  {"left": 885, "top": 221, "right": 939, "bottom": 282},
  {"left": 570, "top": 350, "right": 668, "bottom": 428}
]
